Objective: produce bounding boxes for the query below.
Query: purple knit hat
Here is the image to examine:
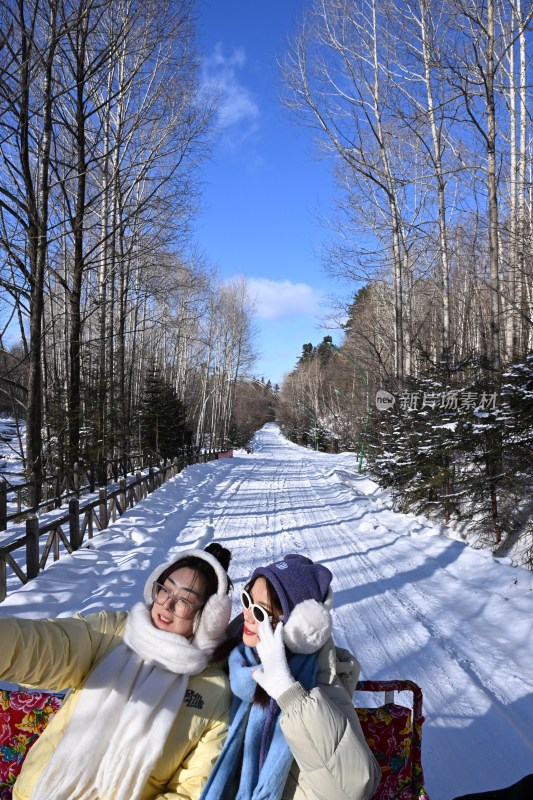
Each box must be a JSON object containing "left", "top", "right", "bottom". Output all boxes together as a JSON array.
[
  {"left": 250, "top": 554, "right": 333, "bottom": 654},
  {"left": 251, "top": 554, "right": 332, "bottom": 619}
]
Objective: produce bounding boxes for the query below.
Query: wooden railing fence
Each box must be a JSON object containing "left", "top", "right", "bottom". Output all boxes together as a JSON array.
[
  {"left": 0, "top": 449, "right": 221, "bottom": 602},
  {"left": 0, "top": 448, "right": 213, "bottom": 531}
]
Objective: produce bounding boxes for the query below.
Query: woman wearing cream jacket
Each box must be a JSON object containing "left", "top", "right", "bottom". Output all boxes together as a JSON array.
[
  {"left": 0, "top": 543, "right": 233, "bottom": 800},
  {"left": 200, "top": 553, "right": 381, "bottom": 800}
]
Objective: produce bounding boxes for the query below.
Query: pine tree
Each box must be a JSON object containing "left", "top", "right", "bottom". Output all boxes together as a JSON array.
[{"left": 137, "top": 366, "right": 188, "bottom": 459}]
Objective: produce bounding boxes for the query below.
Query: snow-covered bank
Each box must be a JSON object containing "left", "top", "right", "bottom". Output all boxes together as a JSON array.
[
  {"left": 0, "top": 416, "right": 25, "bottom": 482},
  {"left": 1, "top": 423, "right": 532, "bottom": 799}
]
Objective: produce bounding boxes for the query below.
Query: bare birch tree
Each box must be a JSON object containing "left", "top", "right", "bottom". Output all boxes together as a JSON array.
[
  {"left": 283, "top": 0, "right": 447, "bottom": 383},
  {"left": 0, "top": 0, "right": 68, "bottom": 501}
]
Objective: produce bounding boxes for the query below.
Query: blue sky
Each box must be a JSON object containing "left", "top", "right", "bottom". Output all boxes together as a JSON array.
[{"left": 194, "top": 0, "right": 346, "bottom": 386}]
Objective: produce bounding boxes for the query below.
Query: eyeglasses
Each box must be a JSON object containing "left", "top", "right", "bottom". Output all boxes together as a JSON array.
[
  {"left": 151, "top": 582, "right": 203, "bottom": 618},
  {"left": 240, "top": 589, "right": 282, "bottom": 624}
]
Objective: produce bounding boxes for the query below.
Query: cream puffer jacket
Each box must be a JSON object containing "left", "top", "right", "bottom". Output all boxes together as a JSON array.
[
  {"left": 0, "top": 611, "right": 230, "bottom": 800},
  {"left": 277, "top": 639, "right": 381, "bottom": 800}
]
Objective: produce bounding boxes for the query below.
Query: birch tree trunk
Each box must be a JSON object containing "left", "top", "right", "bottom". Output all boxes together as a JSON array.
[
  {"left": 485, "top": 0, "right": 501, "bottom": 375},
  {"left": 516, "top": 0, "right": 530, "bottom": 354},
  {"left": 67, "top": 0, "right": 90, "bottom": 468},
  {"left": 22, "top": 0, "right": 60, "bottom": 503},
  {"left": 419, "top": 0, "right": 452, "bottom": 361}
]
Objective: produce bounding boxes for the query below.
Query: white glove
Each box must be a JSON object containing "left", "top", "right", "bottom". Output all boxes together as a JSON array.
[{"left": 252, "top": 619, "right": 295, "bottom": 700}]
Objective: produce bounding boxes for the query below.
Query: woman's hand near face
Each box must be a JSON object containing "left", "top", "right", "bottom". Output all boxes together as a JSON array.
[{"left": 252, "top": 619, "right": 295, "bottom": 700}]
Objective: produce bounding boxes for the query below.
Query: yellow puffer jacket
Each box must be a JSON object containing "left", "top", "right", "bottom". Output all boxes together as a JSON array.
[{"left": 0, "top": 611, "right": 230, "bottom": 800}]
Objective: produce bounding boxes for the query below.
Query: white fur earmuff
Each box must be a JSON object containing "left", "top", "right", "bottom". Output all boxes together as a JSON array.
[
  {"left": 143, "top": 549, "right": 229, "bottom": 603},
  {"left": 193, "top": 593, "right": 232, "bottom": 650},
  {"left": 282, "top": 597, "right": 333, "bottom": 655},
  {"left": 144, "top": 548, "right": 231, "bottom": 653}
]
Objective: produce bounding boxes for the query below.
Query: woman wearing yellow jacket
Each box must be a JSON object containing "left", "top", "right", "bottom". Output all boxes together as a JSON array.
[{"left": 0, "top": 543, "right": 233, "bottom": 800}]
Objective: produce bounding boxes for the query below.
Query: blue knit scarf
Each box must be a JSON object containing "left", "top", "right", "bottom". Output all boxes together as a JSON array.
[{"left": 200, "top": 643, "right": 318, "bottom": 800}]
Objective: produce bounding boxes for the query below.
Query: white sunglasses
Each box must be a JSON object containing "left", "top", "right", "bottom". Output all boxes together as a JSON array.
[{"left": 240, "top": 589, "right": 283, "bottom": 623}]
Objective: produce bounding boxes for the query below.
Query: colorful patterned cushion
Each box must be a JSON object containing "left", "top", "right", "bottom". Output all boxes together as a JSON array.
[
  {"left": 357, "top": 703, "right": 416, "bottom": 799},
  {"left": 356, "top": 679, "right": 429, "bottom": 800},
  {"left": 0, "top": 690, "right": 63, "bottom": 798}
]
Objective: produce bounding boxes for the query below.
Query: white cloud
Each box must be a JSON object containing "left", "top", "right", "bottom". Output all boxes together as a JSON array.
[
  {"left": 245, "top": 277, "right": 325, "bottom": 320},
  {"left": 201, "top": 44, "right": 259, "bottom": 131}
]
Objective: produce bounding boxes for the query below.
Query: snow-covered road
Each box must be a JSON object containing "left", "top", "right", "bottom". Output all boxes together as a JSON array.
[{"left": 2, "top": 423, "right": 532, "bottom": 799}]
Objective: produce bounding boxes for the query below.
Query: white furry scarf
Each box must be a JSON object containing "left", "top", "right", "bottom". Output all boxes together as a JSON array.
[{"left": 33, "top": 603, "right": 213, "bottom": 800}]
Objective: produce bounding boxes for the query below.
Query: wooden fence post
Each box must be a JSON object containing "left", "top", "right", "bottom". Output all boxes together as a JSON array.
[
  {"left": 26, "top": 515, "right": 40, "bottom": 580},
  {"left": 73, "top": 463, "right": 80, "bottom": 496},
  {"left": 136, "top": 471, "right": 142, "bottom": 501},
  {"left": 0, "top": 480, "right": 7, "bottom": 531},
  {"left": 119, "top": 478, "right": 126, "bottom": 511},
  {"left": 97, "top": 458, "right": 106, "bottom": 487},
  {"left": 55, "top": 468, "right": 61, "bottom": 508},
  {"left": 99, "top": 487, "right": 108, "bottom": 530},
  {"left": 69, "top": 498, "right": 81, "bottom": 550},
  {"left": 0, "top": 553, "right": 6, "bottom": 603},
  {"left": 27, "top": 480, "right": 38, "bottom": 511}
]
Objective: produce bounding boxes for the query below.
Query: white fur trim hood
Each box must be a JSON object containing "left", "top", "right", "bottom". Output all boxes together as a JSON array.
[
  {"left": 144, "top": 549, "right": 231, "bottom": 653},
  {"left": 282, "top": 588, "right": 334, "bottom": 655}
]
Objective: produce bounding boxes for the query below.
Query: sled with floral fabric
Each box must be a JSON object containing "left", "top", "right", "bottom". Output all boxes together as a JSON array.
[
  {"left": 0, "top": 689, "right": 63, "bottom": 799},
  {"left": 355, "top": 679, "right": 429, "bottom": 800},
  {"left": 1, "top": 681, "right": 429, "bottom": 799}
]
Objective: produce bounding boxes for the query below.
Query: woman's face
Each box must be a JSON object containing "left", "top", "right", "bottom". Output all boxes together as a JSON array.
[
  {"left": 150, "top": 566, "right": 207, "bottom": 638},
  {"left": 242, "top": 576, "right": 280, "bottom": 648}
]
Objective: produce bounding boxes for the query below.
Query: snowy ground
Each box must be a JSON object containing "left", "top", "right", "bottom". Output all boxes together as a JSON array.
[
  {"left": 0, "top": 415, "right": 27, "bottom": 527},
  {"left": 1, "top": 422, "right": 532, "bottom": 799},
  {"left": 0, "top": 416, "right": 25, "bottom": 481}
]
